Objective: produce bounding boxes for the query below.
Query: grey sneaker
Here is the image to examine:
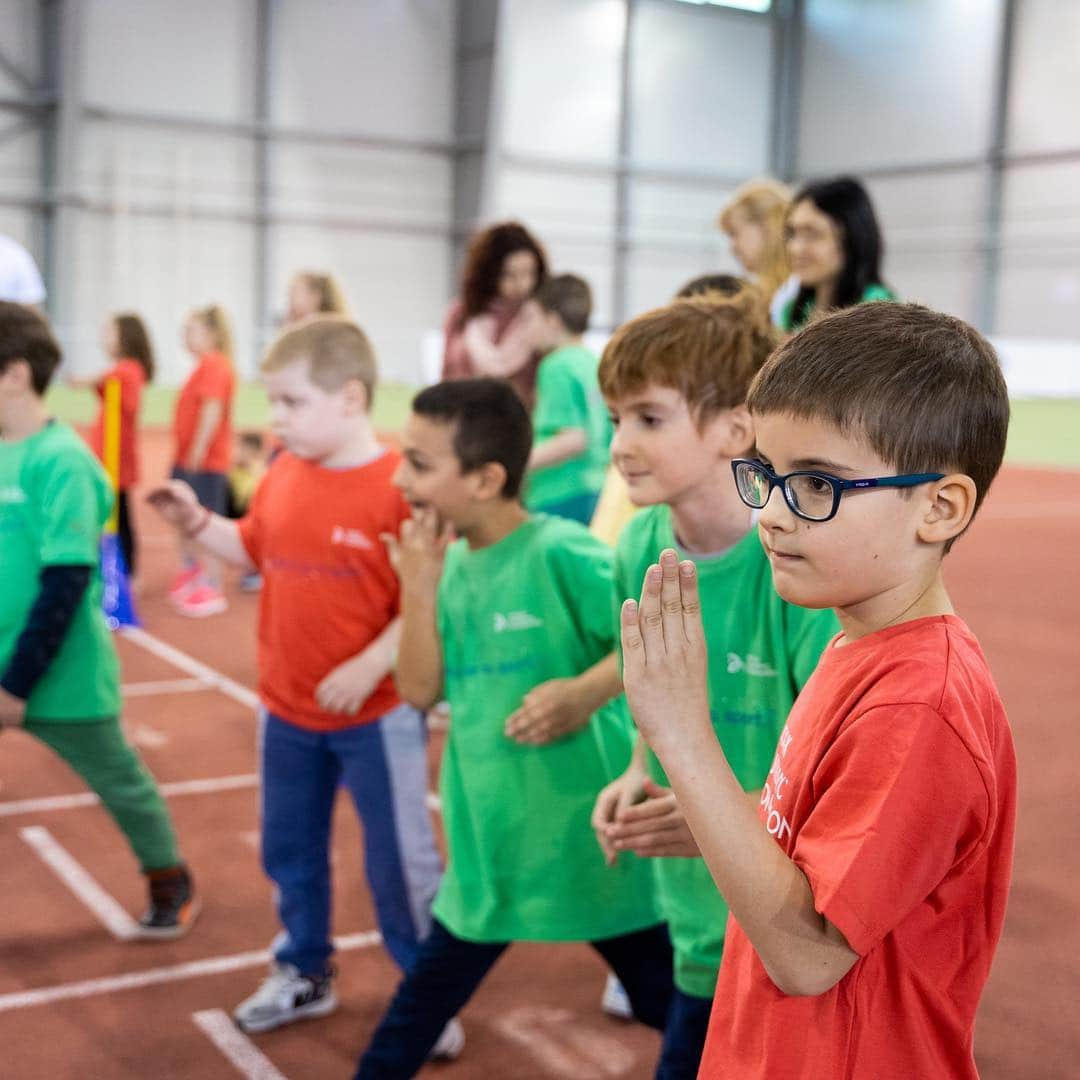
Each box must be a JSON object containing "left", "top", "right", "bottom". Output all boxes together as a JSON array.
[
  {"left": 601, "top": 973, "right": 634, "bottom": 1020},
  {"left": 430, "top": 1018, "right": 465, "bottom": 1061},
  {"left": 233, "top": 963, "right": 338, "bottom": 1033}
]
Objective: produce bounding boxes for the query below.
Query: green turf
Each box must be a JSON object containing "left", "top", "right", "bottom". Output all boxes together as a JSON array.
[
  {"left": 43, "top": 385, "right": 1079, "bottom": 469},
  {"left": 45, "top": 381, "right": 416, "bottom": 435}
]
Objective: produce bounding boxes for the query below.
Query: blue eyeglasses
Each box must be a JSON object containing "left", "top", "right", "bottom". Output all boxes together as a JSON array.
[{"left": 731, "top": 458, "right": 945, "bottom": 523}]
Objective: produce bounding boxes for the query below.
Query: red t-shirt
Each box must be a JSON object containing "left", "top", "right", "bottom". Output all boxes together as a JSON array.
[
  {"left": 701, "top": 615, "right": 1016, "bottom": 1080},
  {"left": 173, "top": 351, "right": 234, "bottom": 473},
  {"left": 237, "top": 449, "right": 410, "bottom": 731},
  {"left": 87, "top": 359, "right": 145, "bottom": 490}
]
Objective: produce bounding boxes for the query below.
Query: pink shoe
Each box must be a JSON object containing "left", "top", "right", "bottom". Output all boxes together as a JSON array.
[
  {"left": 168, "top": 565, "right": 203, "bottom": 602},
  {"left": 177, "top": 584, "right": 227, "bottom": 617}
]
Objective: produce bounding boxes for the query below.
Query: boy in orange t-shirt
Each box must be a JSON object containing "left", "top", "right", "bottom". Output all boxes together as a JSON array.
[
  {"left": 148, "top": 317, "right": 449, "bottom": 1046},
  {"left": 620, "top": 303, "right": 1016, "bottom": 1079}
]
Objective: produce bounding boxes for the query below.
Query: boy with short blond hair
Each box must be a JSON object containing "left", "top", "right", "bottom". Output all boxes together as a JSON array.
[
  {"left": 591, "top": 290, "right": 838, "bottom": 1078},
  {"left": 526, "top": 273, "right": 611, "bottom": 524},
  {"left": 621, "top": 302, "right": 1016, "bottom": 1079},
  {"left": 149, "top": 315, "right": 447, "bottom": 1042}
]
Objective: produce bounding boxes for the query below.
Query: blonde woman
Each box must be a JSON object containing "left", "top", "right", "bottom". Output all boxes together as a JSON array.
[
  {"left": 287, "top": 271, "right": 350, "bottom": 324},
  {"left": 717, "top": 178, "right": 796, "bottom": 327}
]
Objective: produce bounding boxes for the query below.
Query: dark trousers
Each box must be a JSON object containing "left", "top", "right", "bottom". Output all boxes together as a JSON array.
[
  {"left": 655, "top": 987, "right": 713, "bottom": 1080},
  {"left": 356, "top": 918, "right": 673, "bottom": 1079},
  {"left": 117, "top": 490, "right": 136, "bottom": 574}
]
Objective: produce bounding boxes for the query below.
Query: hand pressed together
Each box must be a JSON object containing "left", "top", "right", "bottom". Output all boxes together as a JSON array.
[
  {"left": 604, "top": 778, "right": 701, "bottom": 859},
  {"left": 621, "top": 548, "right": 712, "bottom": 756}
]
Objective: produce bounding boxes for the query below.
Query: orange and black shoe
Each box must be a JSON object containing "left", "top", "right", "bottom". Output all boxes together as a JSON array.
[{"left": 137, "top": 864, "right": 201, "bottom": 940}]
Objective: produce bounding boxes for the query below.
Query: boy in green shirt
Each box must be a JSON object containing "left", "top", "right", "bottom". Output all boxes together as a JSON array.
[
  {"left": 0, "top": 301, "right": 196, "bottom": 937},
  {"left": 525, "top": 274, "right": 611, "bottom": 524},
  {"left": 356, "top": 377, "right": 669, "bottom": 1079},
  {"left": 590, "top": 291, "right": 838, "bottom": 1079}
]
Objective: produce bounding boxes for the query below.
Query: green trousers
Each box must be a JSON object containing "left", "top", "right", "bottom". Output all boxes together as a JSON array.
[{"left": 23, "top": 717, "right": 180, "bottom": 872}]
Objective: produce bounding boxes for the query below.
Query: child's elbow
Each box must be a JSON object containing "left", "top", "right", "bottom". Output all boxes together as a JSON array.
[
  {"left": 394, "top": 674, "right": 441, "bottom": 712},
  {"left": 766, "top": 961, "right": 846, "bottom": 998}
]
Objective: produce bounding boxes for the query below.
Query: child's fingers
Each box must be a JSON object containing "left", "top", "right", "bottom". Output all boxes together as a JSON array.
[
  {"left": 608, "top": 812, "right": 681, "bottom": 841},
  {"left": 677, "top": 559, "right": 704, "bottom": 646},
  {"left": 658, "top": 549, "right": 684, "bottom": 648},
  {"left": 620, "top": 598, "right": 646, "bottom": 666},
  {"left": 641, "top": 778, "right": 672, "bottom": 799},
  {"left": 637, "top": 564, "right": 665, "bottom": 652},
  {"left": 615, "top": 795, "right": 678, "bottom": 825}
]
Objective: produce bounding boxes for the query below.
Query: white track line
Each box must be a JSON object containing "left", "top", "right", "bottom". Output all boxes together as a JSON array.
[
  {"left": 0, "top": 931, "right": 382, "bottom": 1014},
  {"left": 0, "top": 773, "right": 258, "bottom": 818},
  {"left": 20, "top": 826, "right": 141, "bottom": 941},
  {"left": 120, "top": 626, "right": 260, "bottom": 710},
  {"left": 122, "top": 678, "right": 212, "bottom": 697},
  {"left": 193, "top": 1009, "right": 290, "bottom": 1080}
]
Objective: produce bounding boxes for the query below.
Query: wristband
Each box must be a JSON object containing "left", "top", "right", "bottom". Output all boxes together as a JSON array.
[{"left": 184, "top": 506, "right": 212, "bottom": 539}]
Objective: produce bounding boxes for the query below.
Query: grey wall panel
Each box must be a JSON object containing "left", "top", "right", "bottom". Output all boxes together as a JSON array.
[
  {"left": 272, "top": 0, "right": 454, "bottom": 140},
  {"left": 799, "top": 0, "right": 1003, "bottom": 173},
  {"left": 630, "top": 0, "right": 771, "bottom": 174},
  {"left": 1007, "top": 0, "right": 1080, "bottom": 155},
  {"left": 83, "top": 0, "right": 255, "bottom": 121},
  {"left": 996, "top": 161, "right": 1080, "bottom": 339},
  {"left": 499, "top": 0, "right": 625, "bottom": 163}
]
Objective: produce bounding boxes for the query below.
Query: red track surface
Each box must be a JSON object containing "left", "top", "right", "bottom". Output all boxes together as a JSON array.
[{"left": 1, "top": 432, "right": 1077, "bottom": 1079}]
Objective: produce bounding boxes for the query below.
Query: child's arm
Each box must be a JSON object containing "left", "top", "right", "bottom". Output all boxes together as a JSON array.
[
  {"left": 0, "top": 564, "right": 92, "bottom": 730},
  {"left": 184, "top": 399, "right": 224, "bottom": 471},
  {"left": 381, "top": 508, "right": 454, "bottom": 711},
  {"left": 528, "top": 427, "right": 588, "bottom": 472},
  {"left": 504, "top": 650, "right": 621, "bottom": 745},
  {"left": 146, "top": 480, "right": 254, "bottom": 569},
  {"left": 623, "top": 550, "right": 858, "bottom": 997},
  {"left": 315, "top": 618, "right": 402, "bottom": 715}
]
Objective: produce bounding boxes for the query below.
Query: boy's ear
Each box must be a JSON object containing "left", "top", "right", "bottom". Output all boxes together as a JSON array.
[
  {"left": 0, "top": 358, "right": 32, "bottom": 392},
  {"left": 469, "top": 460, "right": 510, "bottom": 502},
  {"left": 341, "top": 377, "right": 370, "bottom": 414},
  {"left": 702, "top": 405, "right": 755, "bottom": 458},
  {"left": 917, "top": 473, "right": 977, "bottom": 546}
]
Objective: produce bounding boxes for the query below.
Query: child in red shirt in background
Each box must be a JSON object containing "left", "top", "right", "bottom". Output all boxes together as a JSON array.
[
  {"left": 72, "top": 312, "right": 155, "bottom": 582},
  {"left": 148, "top": 316, "right": 451, "bottom": 1051},
  {"left": 620, "top": 302, "right": 1016, "bottom": 1080},
  {"left": 168, "top": 304, "right": 236, "bottom": 616}
]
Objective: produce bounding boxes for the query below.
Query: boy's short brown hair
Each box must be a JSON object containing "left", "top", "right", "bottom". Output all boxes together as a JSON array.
[
  {"left": 262, "top": 314, "right": 377, "bottom": 401},
  {"left": 599, "top": 288, "right": 777, "bottom": 423},
  {"left": 747, "top": 302, "right": 1010, "bottom": 523},
  {"left": 0, "top": 301, "right": 61, "bottom": 396},
  {"left": 535, "top": 273, "right": 592, "bottom": 335}
]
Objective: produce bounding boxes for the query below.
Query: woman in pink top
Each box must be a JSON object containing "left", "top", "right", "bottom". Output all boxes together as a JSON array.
[{"left": 442, "top": 221, "right": 548, "bottom": 406}]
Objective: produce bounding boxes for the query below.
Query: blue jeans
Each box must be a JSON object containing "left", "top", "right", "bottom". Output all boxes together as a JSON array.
[
  {"left": 260, "top": 706, "right": 442, "bottom": 976},
  {"left": 656, "top": 987, "right": 713, "bottom": 1079},
  {"left": 355, "top": 918, "right": 673, "bottom": 1079}
]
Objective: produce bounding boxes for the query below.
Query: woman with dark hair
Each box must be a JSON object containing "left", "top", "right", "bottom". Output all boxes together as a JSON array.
[
  {"left": 442, "top": 221, "right": 548, "bottom": 404},
  {"left": 778, "top": 176, "right": 896, "bottom": 333}
]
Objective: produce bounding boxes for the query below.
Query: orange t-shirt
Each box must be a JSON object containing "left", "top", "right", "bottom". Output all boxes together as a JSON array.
[
  {"left": 700, "top": 615, "right": 1016, "bottom": 1080},
  {"left": 173, "top": 351, "right": 234, "bottom": 473},
  {"left": 87, "top": 358, "right": 145, "bottom": 490},
  {"left": 237, "top": 449, "right": 410, "bottom": 731}
]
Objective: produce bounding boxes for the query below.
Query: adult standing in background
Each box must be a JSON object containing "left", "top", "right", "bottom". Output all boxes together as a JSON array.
[
  {"left": 778, "top": 176, "right": 896, "bottom": 332},
  {"left": 286, "top": 271, "right": 350, "bottom": 324},
  {"left": 0, "top": 232, "right": 46, "bottom": 305},
  {"left": 717, "top": 178, "right": 797, "bottom": 327},
  {"left": 442, "top": 221, "right": 548, "bottom": 406}
]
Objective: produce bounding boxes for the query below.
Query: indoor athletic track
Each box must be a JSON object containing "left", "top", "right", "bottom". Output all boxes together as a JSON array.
[{"left": 1, "top": 431, "right": 1077, "bottom": 1079}]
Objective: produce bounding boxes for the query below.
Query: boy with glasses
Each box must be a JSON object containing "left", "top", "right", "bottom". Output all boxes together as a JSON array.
[{"left": 620, "top": 302, "right": 1016, "bottom": 1079}]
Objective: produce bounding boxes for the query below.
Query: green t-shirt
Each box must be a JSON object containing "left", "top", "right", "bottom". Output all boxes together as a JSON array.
[
  {"left": 432, "top": 514, "right": 657, "bottom": 943},
  {"left": 778, "top": 282, "right": 896, "bottom": 332},
  {"left": 526, "top": 345, "right": 612, "bottom": 510},
  {"left": 0, "top": 422, "right": 120, "bottom": 721},
  {"left": 614, "top": 505, "right": 839, "bottom": 997}
]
